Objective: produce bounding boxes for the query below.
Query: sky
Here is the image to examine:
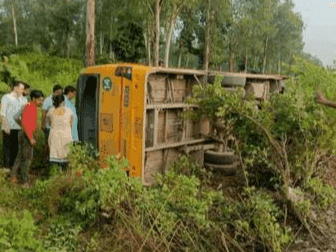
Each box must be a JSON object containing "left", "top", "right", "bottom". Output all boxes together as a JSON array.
[{"left": 293, "top": 0, "right": 336, "bottom": 67}]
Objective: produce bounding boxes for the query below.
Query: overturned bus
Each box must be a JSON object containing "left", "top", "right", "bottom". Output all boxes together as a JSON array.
[{"left": 76, "top": 64, "right": 287, "bottom": 185}]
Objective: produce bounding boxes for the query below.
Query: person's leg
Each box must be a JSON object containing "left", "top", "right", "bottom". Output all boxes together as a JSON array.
[
  {"left": 9, "top": 130, "right": 19, "bottom": 167},
  {"left": 3, "top": 130, "right": 11, "bottom": 168},
  {"left": 49, "top": 161, "right": 61, "bottom": 167},
  {"left": 60, "top": 161, "right": 69, "bottom": 170},
  {"left": 19, "top": 135, "right": 34, "bottom": 184},
  {"left": 64, "top": 161, "right": 70, "bottom": 168},
  {"left": 44, "top": 128, "right": 50, "bottom": 164},
  {"left": 11, "top": 132, "right": 24, "bottom": 183}
]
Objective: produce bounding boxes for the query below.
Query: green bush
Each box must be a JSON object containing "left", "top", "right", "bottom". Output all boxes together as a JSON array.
[
  {"left": 212, "top": 187, "right": 292, "bottom": 251},
  {"left": 170, "top": 155, "right": 212, "bottom": 184},
  {"left": 60, "top": 155, "right": 138, "bottom": 226},
  {"left": 67, "top": 142, "right": 100, "bottom": 173},
  {"left": 0, "top": 211, "right": 45, "bottom": 252},
  {"left": 304, "top": 178, "right": 336, "bottom": 209},
  {"left": 0, "top": 52, "right": 82, "bottom": 96},
  {"left": 2, "top": 52, "right": 82, "bottom": 95},
  {"left": 0, "top": 44, "right": 33, "bottom": 57},
  {"left": 187, "top": 56, "right": 335, "bottom": 194},
  {"left": 0, "top": 170, "right": 24, "bottom": 212},
  {"left": 25, "top": 172, "right": 77, "bottom": 218},
  {"left": 43, "top": 217, "right": 81, "bottom": 252}
]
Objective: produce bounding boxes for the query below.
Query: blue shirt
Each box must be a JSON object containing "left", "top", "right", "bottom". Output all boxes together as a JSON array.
[
  {"left": 42, "top": 95, "right": 53, "bottom": 129},
  {"left": 64, "top": 96, "right": 78, "bottom": 141}
]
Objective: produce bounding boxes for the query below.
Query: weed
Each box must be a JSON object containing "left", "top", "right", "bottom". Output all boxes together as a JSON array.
[
  {"left": 0, "top": 211, "right": 45, "bottom": 252},
  {"left": 43, "top": 217, "right": 81, "bottom": 252}
]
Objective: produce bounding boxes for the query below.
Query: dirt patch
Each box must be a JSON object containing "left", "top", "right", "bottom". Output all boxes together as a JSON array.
[
  {"left": 322, "top": 155, "right": 336, "bottom": 188},
  {"left": 286, "top": 204, "right": 336, "bottom": 252}
]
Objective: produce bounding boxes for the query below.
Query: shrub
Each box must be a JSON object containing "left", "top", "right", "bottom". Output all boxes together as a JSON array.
[
  {"left": 170, "top": 155, "right": 212, "bottom": 184},
  {"left": 0, "top": 170, "right": 24, "bottom": 212},
  {"left": 187, "top": 57, "right": 335, "bottom": 203},
  {"left": 304, "top": 178, "right": 336, "bottom": 209},
  {"left": 25, "top": 172, "right": 77, "bottom": 218},
  {"left": 0, "top": 211, "right": 44, "bottom": 252},
  {"left": 43, "top": 217, "right": 81, "bottom": 252},
  {"left": 0, "top": 52, "right": 82, "bottom": 94},
  {"left": 214, "top": 187, "right": 292, "bottom": 252},
  {"left": 67, "top": 142, "right": 100, "bottom": 173}
]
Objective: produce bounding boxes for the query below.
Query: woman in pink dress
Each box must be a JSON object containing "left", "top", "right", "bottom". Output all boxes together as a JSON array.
[{"left": 46, "top": 94, "right": 73, "bottom": 168}]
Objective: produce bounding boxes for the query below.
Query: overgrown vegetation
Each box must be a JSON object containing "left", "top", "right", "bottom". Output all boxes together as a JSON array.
[
  {"left": 0, "top": 51, "right": 82, "bottom": 93},
  {"left": 185, "top": 56, "right": 336, "bottom": 248},
  {"left": 0, "top": 145, "right": 296, "bottom": 252},
  {"left": 0, "top": 52, "right": 335, "bottom": 251}
]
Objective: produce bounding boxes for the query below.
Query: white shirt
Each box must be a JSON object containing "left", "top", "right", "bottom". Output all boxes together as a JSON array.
[{"left": 1, "top": 92, "right": 28, "bottom": 130}]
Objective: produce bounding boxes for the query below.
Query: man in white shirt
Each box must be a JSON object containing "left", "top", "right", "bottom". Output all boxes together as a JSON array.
[{"left": 1, "top": 81, "right": 28, "bottom": 168}]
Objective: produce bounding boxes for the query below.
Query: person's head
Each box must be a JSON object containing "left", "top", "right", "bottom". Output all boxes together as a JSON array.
[
  {"left": 12, "top": 81, "right": 25, "bottom": 96},
  {"left": 52, "top": 94, "right": 65, "bottom": 108},
  {"left": 30, "top": 90, "right": 44, "bottom": 107},
  {"left": 23, "top": 82, "right": 30, "bottom": 97},
  {"left": 53, "top": 84, "right": 63, "bottom": 96},
  {"left": 64, "top": 85, "right": 77, "bottom": 99}
]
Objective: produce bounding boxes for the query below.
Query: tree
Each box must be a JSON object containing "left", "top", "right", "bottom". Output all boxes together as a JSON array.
[
  {"left": 203, "top": 0, "right": 211, "bottom": 71},
  {"left": 11, "top": 4, "right": 18, "bottom": 46},
  {"left": 86, "top": 0, "right": 95, "bottom": 67},
  {"left": 0, "top": 0, "right": 307, "bottom": 71},
  {"left": 153, "top": 0, "right": 165, "bottom": 66},
  {"left": 175, "top": 9, "right": 199, "bottom": 68},
  {"left": 112, "top": 22, "right": 145, "bottom": 62},
  {"left": 163, "top": 0, "right": 197, "bottom": 67}
]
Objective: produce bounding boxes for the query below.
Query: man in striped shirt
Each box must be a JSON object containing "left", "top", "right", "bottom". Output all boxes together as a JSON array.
[{"left": 11, "top": 90, "right": 44, "bottom": 187}]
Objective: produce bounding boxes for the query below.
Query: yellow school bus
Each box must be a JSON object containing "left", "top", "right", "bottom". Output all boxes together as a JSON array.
[{"left": 76, "top": 64, "right": 287, "bottom": 185}]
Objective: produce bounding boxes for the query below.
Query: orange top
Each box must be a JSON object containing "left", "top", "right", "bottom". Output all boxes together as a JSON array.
[{"left": 22, "top": 102, "right": 38, "bottom": 140}]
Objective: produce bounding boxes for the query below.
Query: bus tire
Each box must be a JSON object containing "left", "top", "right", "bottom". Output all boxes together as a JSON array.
[{"left": 204, "top": 150, "right": 237, "bottom": 165}]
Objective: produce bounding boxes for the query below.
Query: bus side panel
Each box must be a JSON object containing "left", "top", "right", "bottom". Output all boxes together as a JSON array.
[
  {"left": 99, "top": 68, "right": 121, "bottom": 167},
  {"left": 127, "top": 69, "right": 146, "bottom": 178}
]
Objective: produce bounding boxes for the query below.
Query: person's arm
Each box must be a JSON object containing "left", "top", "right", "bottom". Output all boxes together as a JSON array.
[
  {"left": 69, "top": 109, "right": 74, "bottom": 130},
  {"left": 13, "top": 106, "right": 23, "bottom": 127},
  {"left": 316, "top": 92, "right": 336, "bottom": 109},
  {"left": 46, "top": 109, "right": 52, "bottom": 128},
  {"left": 41, "top": 97, "right": 50, "bottom": 131},
  {"left": 22, "top": 97, "right": 28, "bottom": 107},
  {"left": 1, "top": 116, "right": 10, "bottom": 134},
  {"left": 1, "top": 96, "right": 10, "bottom": 134}
]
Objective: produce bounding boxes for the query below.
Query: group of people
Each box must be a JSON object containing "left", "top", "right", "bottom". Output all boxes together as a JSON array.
[{"left": 1, "top": 81, "right": 78, "bottom": 187}]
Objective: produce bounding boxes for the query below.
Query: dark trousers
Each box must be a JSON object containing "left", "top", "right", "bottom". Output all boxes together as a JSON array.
[
  {"left": 3, "top": 129, "right": 20, "bottom": 168},
  {"left": 12, "top": 131, "right": 34, "bottom": 183},
  {"left": 44, "top": 128, "right": 50, "bottom": 162},
  {"left": 49, "top": 161, "right": 69, "bottom": 169}
]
